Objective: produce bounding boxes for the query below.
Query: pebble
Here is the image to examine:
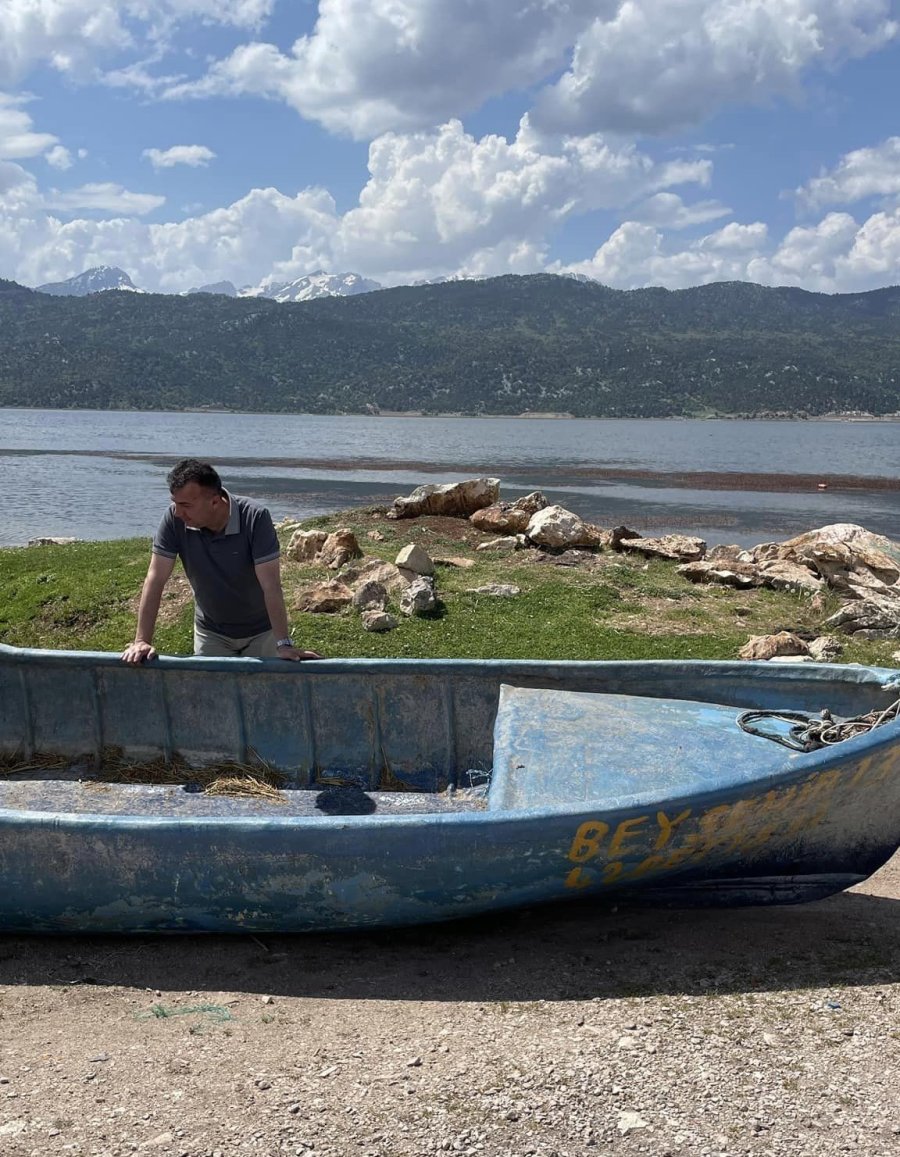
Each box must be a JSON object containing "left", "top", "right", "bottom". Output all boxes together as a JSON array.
[{"left": 617, "top": 1110, "right": 649, "bottom": 1134}]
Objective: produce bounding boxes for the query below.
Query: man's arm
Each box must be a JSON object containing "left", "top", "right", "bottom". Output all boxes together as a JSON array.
[
  {"left": 255, "top": 558, "right": 322, "bottom": 661},
  {"left": 122, "top": 553, "right": 177, "bottom": 664}
]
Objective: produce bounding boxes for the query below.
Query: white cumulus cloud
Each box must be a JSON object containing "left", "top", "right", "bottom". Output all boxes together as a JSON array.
[
  {"left": 13, "top": 185, "right": 337, "bottom": 292},
  {"left": 162, "top": 0, "right": 602, "bottom": 139},
  {"left": 797, "top": 137, "right": 900, "bottom": 209},
  {"left": 143, "top": 144, "right": 216, "bottom": 169},
  {"left": 0, "top": 159, "right": 37, "bottom": 206},
  {"left": 558, "top": 220, "right": 769, "bottom": 289},
  {"left": 44, "top": 182, "right": 166, "bottom": 215},
  {"left": 556, "top": 208, "right": 900, "bottom": 293},
  {"left": 0, "top": 1, "right": 275, "bottom": 86},
  {"left": 162, "top": 0, "right": 898, "bottom": 140},
  {"left": 628, "top": 192, "right": 731, "bottom": 229},
  {"left": 331, "top": 117, "right": 711, "bottom": 277},
  {"left": 534, "top": 0, "right": 898, "bottom": 136},
  {"left": 45, "top": 145, "right": 74, "bottom": 169},
  {"left": 5, "top": 183, "right": 900, "bottom": 297},
  {"left": 0, "top": 94, "right": 57, "bottom": 158},
  {"left": 751, "top": 212, "right": 873, "bottom": 287},
  {"left": 0, "top": 112, "right": 714, "bottom": 290}
]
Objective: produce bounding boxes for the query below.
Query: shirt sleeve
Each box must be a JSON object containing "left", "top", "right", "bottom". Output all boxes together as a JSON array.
[
  {"left": 151, "top": 506, "right": 179, "bottom": 559},
  {"left": 250, "top": 507, "right": 280, "bottom": 565}
]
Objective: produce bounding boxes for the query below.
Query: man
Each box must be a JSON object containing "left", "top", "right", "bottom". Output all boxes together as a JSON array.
[{"left": 122, "top": 459, "right": 322, "bottom": 663}]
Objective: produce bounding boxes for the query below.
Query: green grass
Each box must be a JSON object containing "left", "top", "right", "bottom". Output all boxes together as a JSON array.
[
  {"left": 0, "top": 510, "right": 897, "bottom": 667},
  {"left": 0, "top": 538, "right": 156, "bottom": 652}
]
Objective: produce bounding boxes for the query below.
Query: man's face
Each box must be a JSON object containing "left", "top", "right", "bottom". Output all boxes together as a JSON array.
[{"left": 170, "top": 482, "right": 225, "bottom": 529}]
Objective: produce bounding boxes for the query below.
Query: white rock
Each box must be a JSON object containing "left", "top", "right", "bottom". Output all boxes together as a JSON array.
[
  {"left": 361, "top": 610, "right": 398, "bottom": 632},
  {"left": 286, "top": 529, "right": 328, "bottom": 562},
  {"left": 526, "top": 505, "right": 595, "bottom": 549},
  {"left": 318, "top": 528, "right": 362, "bottom": 569},
  {"left": 143, "top": 1133, "right": 174, "bottom": 1148},
  {"left": 395, "top": 543, "right": 434, "bottom": 575},
  {"left": 352, "top": 580, "right": 388, "bottom": 611},
  {"left": 476, "top": 536, "right": 519, "bottom": 552},
  {"left": 617, "top": 1110, "right": 649, "bottom": 1134},
  {"left": 808, "top": 635, "right": 843, "bottom": 662},
  {"left": 389, "top": 477, "right": 499, "bottom": 519},
  {"left": 400, "top": 577, "right": 436, "bottom": 616}
]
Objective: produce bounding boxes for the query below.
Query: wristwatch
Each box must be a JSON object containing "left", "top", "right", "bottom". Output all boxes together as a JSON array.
[{"left": 276, "top": 637, "right": 294, "bottom": 648}]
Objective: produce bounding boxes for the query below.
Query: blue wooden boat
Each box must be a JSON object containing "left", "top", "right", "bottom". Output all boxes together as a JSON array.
[{"left": 1, "top": 642, "right": 899, "bottom": 933}]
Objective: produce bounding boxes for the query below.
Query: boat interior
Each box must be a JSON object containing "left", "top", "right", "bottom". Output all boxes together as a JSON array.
[{"left": 2, "top": 648, "right": 899, "bottom": 818}]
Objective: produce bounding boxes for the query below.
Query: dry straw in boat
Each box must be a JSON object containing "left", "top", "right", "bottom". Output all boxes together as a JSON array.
[{"left": 1, "top": 745, "right": 288, "bottom": 802}]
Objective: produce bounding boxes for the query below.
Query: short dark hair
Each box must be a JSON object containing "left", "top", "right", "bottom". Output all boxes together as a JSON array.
[{"left": 166, "top": 459, "right": 224, "bottom": 494}]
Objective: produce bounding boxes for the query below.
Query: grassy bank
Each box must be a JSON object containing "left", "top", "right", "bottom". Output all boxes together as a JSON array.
[{"left": 1, "top": 509, "right": 897, "bottom": 667}]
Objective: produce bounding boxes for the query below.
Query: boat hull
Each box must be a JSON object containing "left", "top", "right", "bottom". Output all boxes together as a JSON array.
[{"left": 1, "top": 646, "right": 899, "bottom": 932}]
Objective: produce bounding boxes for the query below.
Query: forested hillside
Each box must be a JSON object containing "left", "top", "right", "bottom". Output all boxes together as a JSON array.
[{"left": 1, "top": 274, "right": 898, "bottom": 416}]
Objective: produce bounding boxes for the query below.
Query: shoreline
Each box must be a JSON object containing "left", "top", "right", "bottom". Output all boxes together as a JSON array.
[
  {"left": 2, "top": 404, "right": 900, "bottom": 422},
  {"left": 2, "top": 445, "right": 897, "bottom": 492}
]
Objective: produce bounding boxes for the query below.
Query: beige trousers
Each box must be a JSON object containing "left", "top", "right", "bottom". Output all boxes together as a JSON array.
[{"left": 193, "top": 624, "right": 279, "bottom": 658}]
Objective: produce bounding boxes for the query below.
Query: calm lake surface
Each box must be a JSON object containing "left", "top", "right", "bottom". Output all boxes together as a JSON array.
[{"left": 1, "top": 408, "right": 899, "bottom": 547}]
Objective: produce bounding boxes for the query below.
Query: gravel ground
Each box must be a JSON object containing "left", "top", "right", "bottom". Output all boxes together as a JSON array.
[{"left": 1, "top": 855, "right": 899, "bottom": 1157}]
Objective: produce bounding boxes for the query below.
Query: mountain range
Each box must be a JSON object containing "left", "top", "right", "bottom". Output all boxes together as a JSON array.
[
  {"left": 1, "top": 272, "right": 899, "bottom": 418},
  {"left": 36, "top": 265, "right": 383, "bottom": 303}
]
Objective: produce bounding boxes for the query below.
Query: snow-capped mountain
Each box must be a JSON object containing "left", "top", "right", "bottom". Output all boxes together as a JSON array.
[
  {"left": 30, "top": 266, "right": 516, "bottom": 302},
  {"left": 410, "top": 273, "right": 487, "bottom": 287},
  {"left": 37, "top": 266, "right": 144, "bottom": 296},
  {"left": 240, "top": 270, "right": 382, "bottom": 302}
]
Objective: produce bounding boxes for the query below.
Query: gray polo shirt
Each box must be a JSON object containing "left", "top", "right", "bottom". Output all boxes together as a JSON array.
[{"left": 152, "top": 491, "right": 280, "bottom": 638}]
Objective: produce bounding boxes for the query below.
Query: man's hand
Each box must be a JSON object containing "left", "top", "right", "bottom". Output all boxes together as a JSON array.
[
  {"left": 122, "top": 640, "right": 158, "bottom": 665},
  {"left": 276, "top": 644, "right": 323, "bottom": 662}
]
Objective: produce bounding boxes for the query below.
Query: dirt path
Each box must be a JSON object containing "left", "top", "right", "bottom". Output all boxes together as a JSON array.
[{"left": 2, "top": 857, "right": 899, "bottom": 1157}]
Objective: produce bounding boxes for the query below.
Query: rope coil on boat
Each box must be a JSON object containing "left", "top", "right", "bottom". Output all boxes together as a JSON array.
[{"left": 737, "top": 697, "right": 900, "bottom": 752}]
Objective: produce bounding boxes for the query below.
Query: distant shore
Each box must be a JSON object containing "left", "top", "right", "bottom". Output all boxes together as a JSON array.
[{"left": 4, "top": 404, "right": 900, "bottom": 422}]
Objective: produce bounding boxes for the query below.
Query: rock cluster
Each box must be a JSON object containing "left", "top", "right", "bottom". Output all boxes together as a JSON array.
[
  {"left": 676, "top": 523, "right": 900, "bottom": 639},
  {"left": 453, "top": 483, "right": 900, "bottom": 646},
  {"left": 286, "top": 478, "right": 900, "bottom": 651},
  {"left": 288, "top": 527, "right": 439, "bottom": 633}
]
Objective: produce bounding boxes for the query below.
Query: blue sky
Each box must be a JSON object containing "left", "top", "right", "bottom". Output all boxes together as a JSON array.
[{"left": 2, "top": 0, "right": 900, "bottom": 294}]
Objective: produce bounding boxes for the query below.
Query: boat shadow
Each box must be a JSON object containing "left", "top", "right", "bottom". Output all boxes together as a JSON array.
[{"left": 1, "top": 888, "right": 898, "bottom": 1002}]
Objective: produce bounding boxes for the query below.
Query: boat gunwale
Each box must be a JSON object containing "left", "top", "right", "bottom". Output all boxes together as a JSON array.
[{"left": 2, "top": 642, "right": 900, "bottom": 689}]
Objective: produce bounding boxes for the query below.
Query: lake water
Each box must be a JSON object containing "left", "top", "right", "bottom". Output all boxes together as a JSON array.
[{"left": 1, "top": 408, "right": 899, "bottom": 547}]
